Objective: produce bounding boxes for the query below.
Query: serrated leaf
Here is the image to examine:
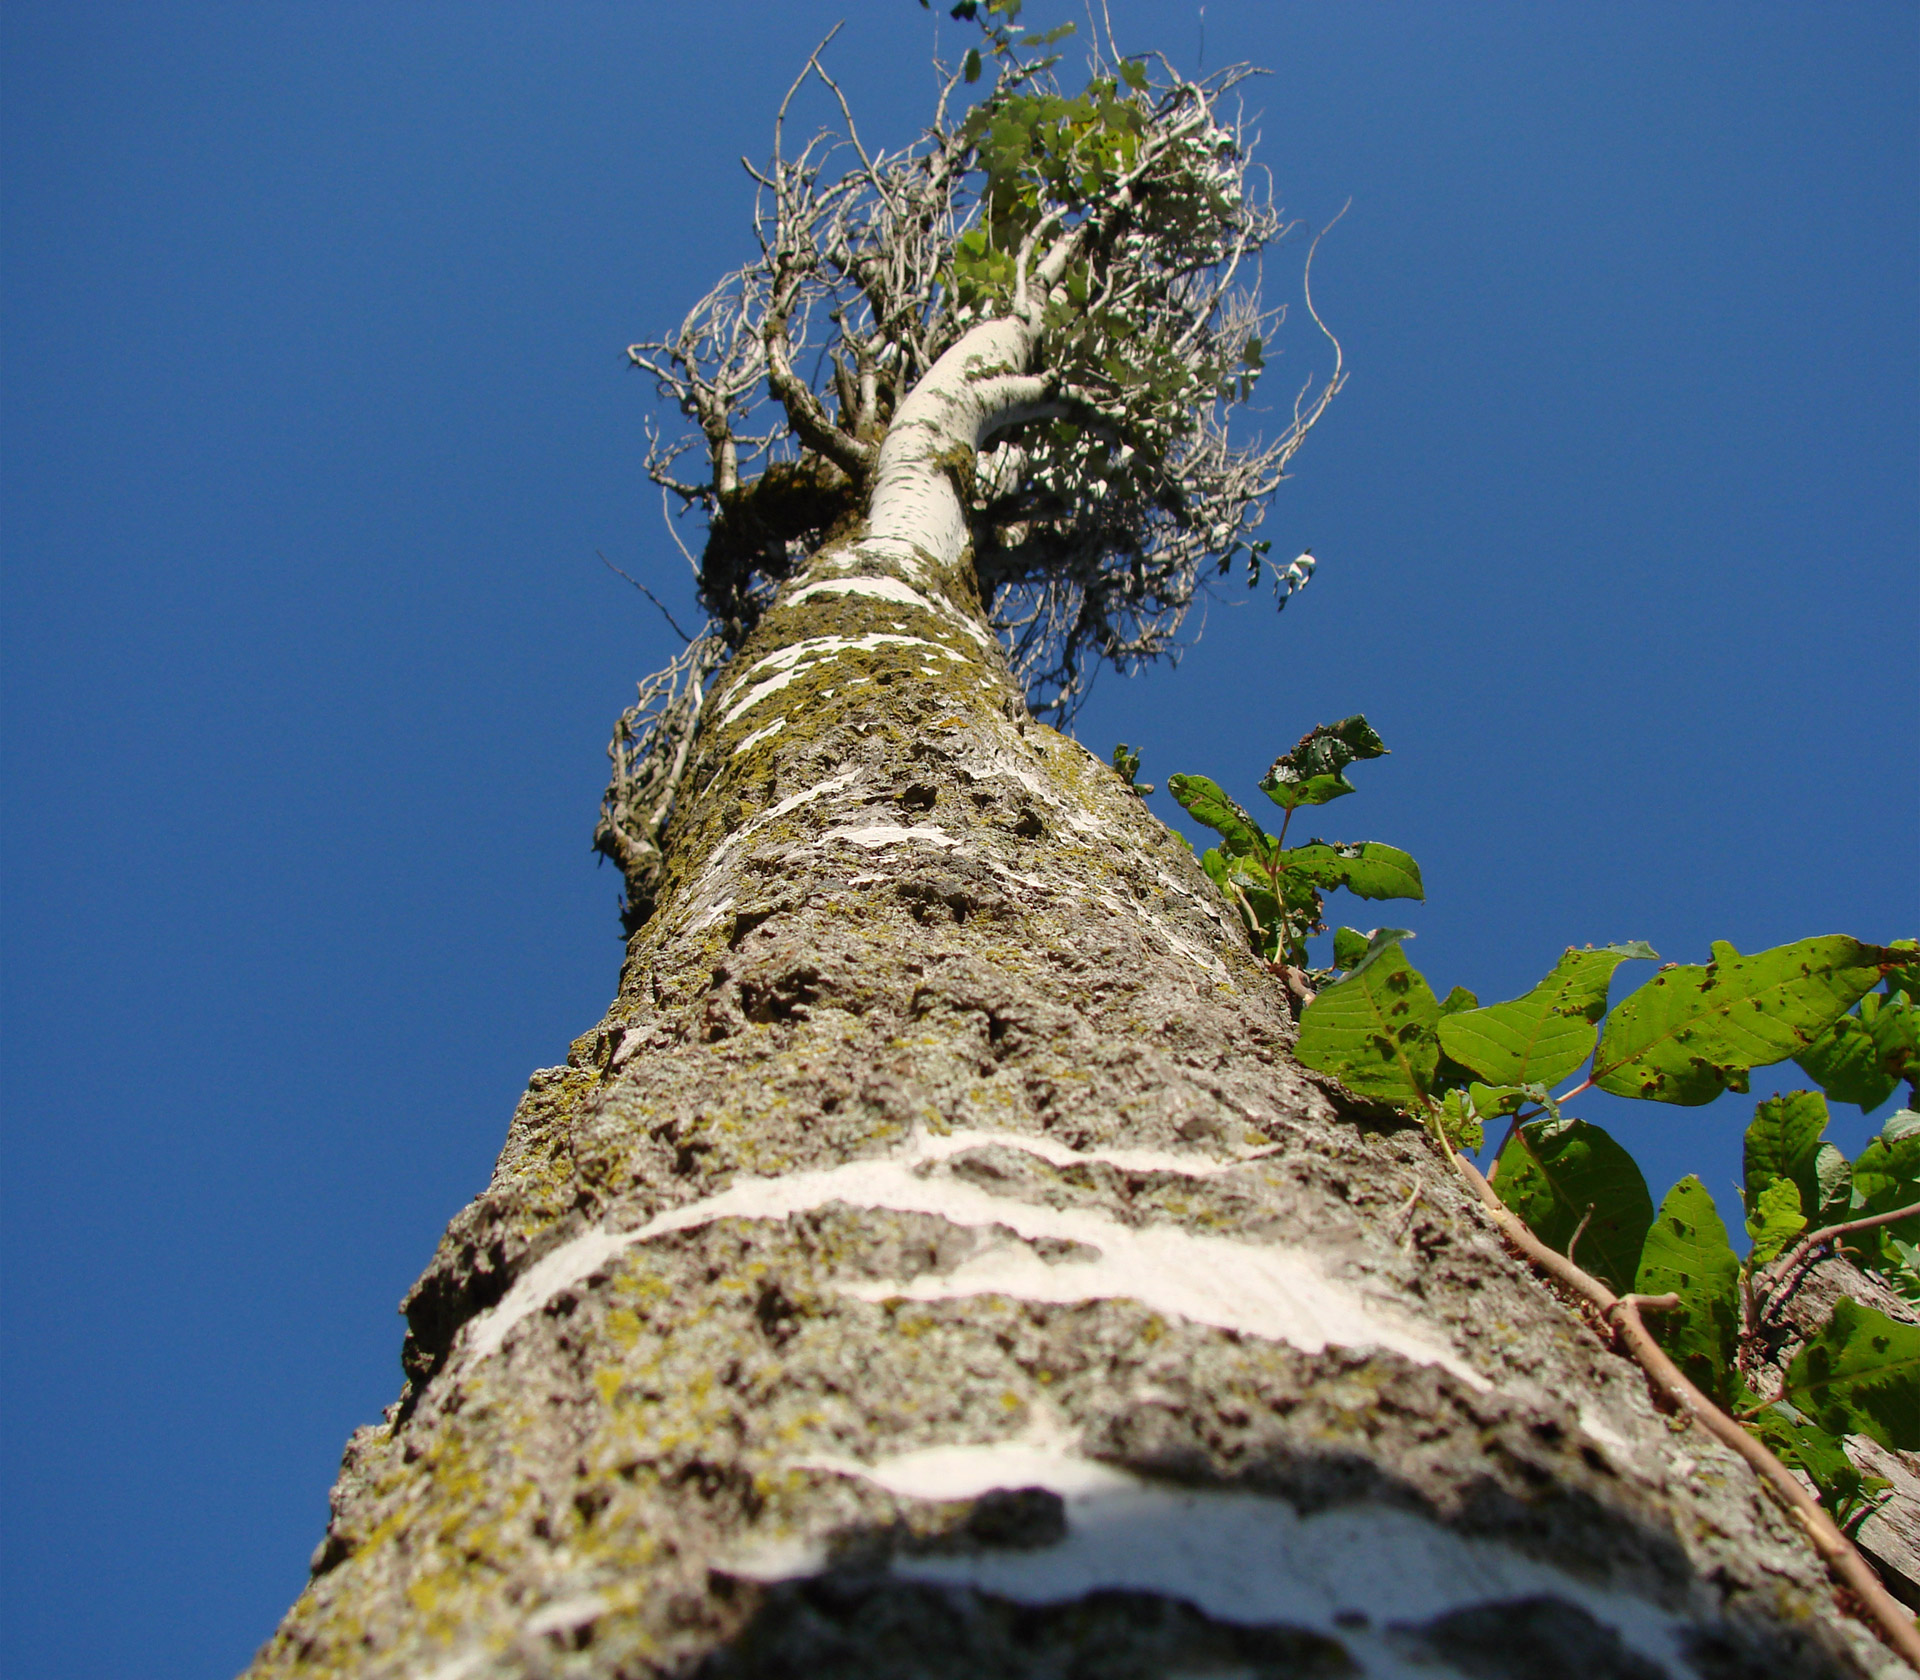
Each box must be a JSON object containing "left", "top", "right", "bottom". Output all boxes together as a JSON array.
[
  {"left": 1746, "top": 1177, "right": 1807, "bottom": 1266},
  {"left": 1278, "top": 840, "right": 1424, "bottom": 903},
  {"left": 1438, "top": 945, "right": 1653, "bottom": 1089},
  {"left": 1634, "top": 1177, "right": 1741, "bottom": 1404},
  {"left": 1492, "top": 1118, "right": 1654, "bottom": 1294},
  {"left": 1742, "top": 1090, "right": 1830, "bottom": 1223},
  {"left": 1332, "top": 927, "right": 1370, "bottom": 970},
  {"left": 1292, "top": 937, "right": 1437, "bottom": 1109},
  {"left": 1782, "top": 1298, "right": 1920, "bottom": 1452},
  {"left": 1592, "top": 937, "right": 1901, "bottom": 1106},
  {"left": 1438, "top": 986, "right": 1479, "bottom": 1017},
  {"left": 1437, "top": 1088, "right": 1482, "bottom": 1151},
  {"left": 1168, "top": 774, "right": 1266, "bottom": 858},
  {"left": 1259, "top": 715, "right": 1388, "bottom": 812}
]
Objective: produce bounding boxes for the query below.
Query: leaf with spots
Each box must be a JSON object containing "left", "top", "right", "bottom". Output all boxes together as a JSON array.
[
  {"left": 1633, "top": 1177, "right": 1742, "bottom": 1405},
  {"left": 1168, "top": 773, "right": 1267, "bottom": 860},
  {"left": 1782, "top": 1298, "right": 1920, "bottom": 1453},
  {"left": 1741, "top": 1091, "right": 1848, "bottom": 1229},
  {"left": 1794, "top": 974, "right": 1920, "bottom": 1113},
  {"left": 1492, "top": 1118, "right": 1654, "bottom": 1295},
  {"left": 1438, "top": 944, "right": 1655, "bottom": 1089},
  {"left": 1276, "top": 840, "right": 1424, "bottom": 903},
  {"left": 1292, "top": 937, "right": 1438, "bottom": 1110},
  {"left": 1258, "top": 715, "right": 1389, "bottom": 812},
  {"left": 1849, "top": 1110, "right": 1920, "bottom": 1276},
  {"left": 1592, "top": 937, "right": 1902, "bottom": 1106}
]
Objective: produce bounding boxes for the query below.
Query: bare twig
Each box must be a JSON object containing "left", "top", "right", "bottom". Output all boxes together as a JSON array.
[
  {"left": 598, "top": 553, "right": 694, "bottom": 645},
  {"left": 1566, "top": 1204, "right": 1595, "bottom": 1272},
  {"left": 1448, "top": 1149, "right": 1920, "bottom": 1669},
  {"left": 1756, "top": 1200, "right": 1920, "bottom": 1324}
]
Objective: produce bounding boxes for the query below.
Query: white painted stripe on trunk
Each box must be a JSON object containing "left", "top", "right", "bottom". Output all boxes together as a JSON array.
[
  {"left": 761, "top": 1444, "right": 1696, "bottom": 1679},
  {"left": 784, "top": 575, "right": 994, "bottom": 649},
  {"left": 458, "top": 1130, "right": 1483, "bottom": 1388}
]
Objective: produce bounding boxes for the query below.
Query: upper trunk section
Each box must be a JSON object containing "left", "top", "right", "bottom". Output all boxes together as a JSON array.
[{"left": 246, "top": 515, "right": 1894, "bottom": 1678}]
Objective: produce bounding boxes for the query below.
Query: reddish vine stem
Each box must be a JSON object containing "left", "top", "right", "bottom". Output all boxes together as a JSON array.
[
  {"left": 1756, "top": 1199, "right": 1920, "bottom": 1324},
  {"left": 1448, "top": 1148, "right": 1920, "bottom": 1671}
]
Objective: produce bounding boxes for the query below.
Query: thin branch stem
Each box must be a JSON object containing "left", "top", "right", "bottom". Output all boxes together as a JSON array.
[
  {"left": 598, "top": 553, "right": 694, "bottom": 645},
  {"left": 1447, "top": 1147, "right": 1920, "bottom": 1670},
  {"left": 1756, "top": 1200, "right": 1920, "bottom": 1323}
]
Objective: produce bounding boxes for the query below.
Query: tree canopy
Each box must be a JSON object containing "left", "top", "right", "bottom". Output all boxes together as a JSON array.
[{"left": 628, "top": 14, "right": 1341, "bottom": 712}]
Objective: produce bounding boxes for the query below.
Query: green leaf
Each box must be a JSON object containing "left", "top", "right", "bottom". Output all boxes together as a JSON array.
[
  {"left": 1887, "top": 1237, "right": 1920, "bottom": 1310},
  {"left": 1746, "top": 1404, "right": 1881, "bottom": 1528},
  {"left": 1742, "top": 1090, "right": 1831, "bottom": 1224},
  {"left": 1259, "top": 716, "right": 1388, "bottom": 811},
  {"left": 1437, "top": 1088, "right": 1482, "bottom": 1152},
  {"left": 1277, "top": 840, "right": 1424, "bottom": 903},
  {"left": 1810, "top": 1142, "right": 1854, "bottom": 1225},
  {"left": 1292, "top": 937, "right": 1438, "bottom": 1109},
  {"left": 1468, "top": 1082, "right": 1535, "bottom": 1120},
  {"left": 1795, "top": 993, "right": 1909, "bottom": 1113},
  {"left": 1634, "top": 1177, "right": 1742, "bottom": 1404},
  {"left": 1438, "top": 986, "right": 1479, "bottom": 1017},
  {"left": 1746, "top": 1177, "right": 1807, "bottom": 1267},
  {"left": 1438, "top": 945, "right": 1654, "bottom": 1089},
  {"left": 1592, "top": 937, "right": 1902, "bottom": 1106},
  {"left": 1109, "top": 742, "right": 1152, "bottom": 796},
  {"left": 964, "top": 46, "right": 983, "bottom": 83},
  {"left": 1332, "top": 927, "right": 1370, "bottom": 970},
  {"left": 1782, "top": 1298, "right": 1920, "bottom": 1452},
  {"left": 1118, "top": 57, "right": 1147, "bottom": 91},
  {"left": 1492, "top": 1118, "right": 1654, "bottom": 1294},
  {"left": 1167, "top": 774, "right": 1266, "bottom": 858},
  {"left": 1851, "top": 1110, "right": 1920, "bottom": 1270}
]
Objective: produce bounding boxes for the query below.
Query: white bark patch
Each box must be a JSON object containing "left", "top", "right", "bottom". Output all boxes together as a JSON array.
[
  {"left": 716, "top": 634, "right": 965, "bottom": 729},
  {"left": 822, "top": 825, "right": 960, "bottom": 851},
  {"left": 1092, "top": 887, "right": 1229, "bottom": 980},
  {"left": 699, "top": 772, "right": 859, "bottom": 875},
  {"left": 730, "top": 718, "right": 785, "bottom": 757},
  {"left": 784, "top": 576, "right": 993, "bottom": 649},
  {"left": 521, "top": 1593, "right": 610, "bottom": 1638},
  {"left": 457, "top": 1131, "right": 1482, "bottom": 1387},
  {"left": 765, "top": 1445, "right": 1697, "bottom": 1679}
]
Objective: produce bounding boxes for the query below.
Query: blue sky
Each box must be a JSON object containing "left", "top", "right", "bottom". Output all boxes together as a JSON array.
[{"left": 2, "top": 5, "right": 1914, "bottom": 1675}]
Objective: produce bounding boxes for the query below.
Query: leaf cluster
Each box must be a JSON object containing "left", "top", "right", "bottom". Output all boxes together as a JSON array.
[
  {"left": 1165, "top": 716, "right": 1421, "bottom": 967},
  {"left": 1184, "top": 722, "right": 1919, "bottom": 1538}
]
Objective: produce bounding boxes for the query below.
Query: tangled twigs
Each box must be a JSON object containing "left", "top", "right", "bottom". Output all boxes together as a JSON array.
[{"left": 1448, "top": 1149, "right": 1920, "bottom": 1670}]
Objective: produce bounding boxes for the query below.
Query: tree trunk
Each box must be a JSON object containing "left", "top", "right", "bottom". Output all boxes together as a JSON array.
[{"left": 247, "top": 516, "right": 1903, "bottom": 1676}]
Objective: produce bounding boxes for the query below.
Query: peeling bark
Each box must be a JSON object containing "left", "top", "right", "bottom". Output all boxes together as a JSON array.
[{"left": 248, "top": 446, "right": 1907, "bottom": 1674}]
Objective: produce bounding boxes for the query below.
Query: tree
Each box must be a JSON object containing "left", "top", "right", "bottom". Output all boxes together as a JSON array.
[{"left": 246, "top": 17, "right": 1907, "bottom": 1678}]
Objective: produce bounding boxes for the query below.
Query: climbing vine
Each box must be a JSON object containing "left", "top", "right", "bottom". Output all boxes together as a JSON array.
[{"left": 1158, "top": 722, "right": 1920, "bottom": 1660}]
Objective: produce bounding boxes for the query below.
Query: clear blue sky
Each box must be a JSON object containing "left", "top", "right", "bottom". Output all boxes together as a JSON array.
[{"left": 2, "top": 5, "right": 1914, "bottom": 1675}]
